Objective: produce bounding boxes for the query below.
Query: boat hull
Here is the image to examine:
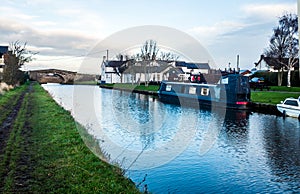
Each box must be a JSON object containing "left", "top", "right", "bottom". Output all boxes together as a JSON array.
[
  {"left": 276, "top": 105, "right": 300, "bottom": 118},
  {"left": 158, "top": 92, "right": 249, "bottom": 110}
]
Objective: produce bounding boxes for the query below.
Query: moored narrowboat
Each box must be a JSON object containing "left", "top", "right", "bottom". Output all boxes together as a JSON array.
[{"left": 158, "top": 73, "right": 251, "bottom": 110}]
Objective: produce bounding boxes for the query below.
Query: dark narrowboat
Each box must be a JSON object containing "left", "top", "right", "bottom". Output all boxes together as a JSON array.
[{"left": 158, "top": 73, "right": 251, "bottom": 110}]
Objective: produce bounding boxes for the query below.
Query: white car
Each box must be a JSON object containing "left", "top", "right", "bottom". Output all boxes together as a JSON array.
[{"left": 276, "top": 96, "right": 300, "bottom": 119}]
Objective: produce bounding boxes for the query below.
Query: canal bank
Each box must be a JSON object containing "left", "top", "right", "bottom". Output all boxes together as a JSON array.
[
  {"left": 99, "top": 84, "right": 291, "bottom": 116},
  {"left": 0, "top": 82, "right": 140, "bottom": 193},
  {"left": 45, "top": 84, "right": 300, "bottom": 193}
]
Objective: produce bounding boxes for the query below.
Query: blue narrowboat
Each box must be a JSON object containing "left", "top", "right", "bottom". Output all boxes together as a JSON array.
[{"left": 158, "top": 73, "right": 251, "bottom": 110}]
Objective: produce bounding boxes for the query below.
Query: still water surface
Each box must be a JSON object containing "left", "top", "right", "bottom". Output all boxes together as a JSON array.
[{"left": 42, "top": 84, "right": 300, "bottom": 193}]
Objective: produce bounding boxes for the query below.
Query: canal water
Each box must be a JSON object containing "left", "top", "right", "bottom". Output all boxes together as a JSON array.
[{"left": 42, "top": 84, "right": 300, "bottom": 193}]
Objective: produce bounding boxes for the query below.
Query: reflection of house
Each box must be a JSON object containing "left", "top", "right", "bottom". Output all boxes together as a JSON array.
[
  {"left": 255, "top": 55, "right": 299, "bottom": 71},
  {"left": 0, "top": 46, "right": 8, "bottom": 75},
  {"left": 101, "top": 59, "right": 211, "bottom": 84}
]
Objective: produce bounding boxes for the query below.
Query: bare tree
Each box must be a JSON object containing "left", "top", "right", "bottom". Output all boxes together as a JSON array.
[
  {"left": 159, "top": 51, "right": 179, "bottom": 61},
  {"left": 139, "top": 39, "right": 159, "bottom": 61},
  {"left": 3, "top": 41, "right": 37, "bottom": 85},
  {"left": 9, "top": 40, "right": 38, "bottom": 66},
  {"left": 264, "top": 13, "right": 298, "bottom": 87}
]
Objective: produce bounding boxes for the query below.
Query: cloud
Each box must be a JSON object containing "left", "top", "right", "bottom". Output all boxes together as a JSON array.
[
  {"left": 54, "top": 7, "right": 107, "bottom": 37},
  {"left": 0, "top": 18, "right": 98, "bottom": 57},
  {"left": 187, "top": 2, "right": 297, "bottom": 69},
  {"left": 32, "top": 21, "right": 57, "bottom": 27},
  {"left": 0, "top": 6, "right": 37, "bottom": 21},
  {"left": 189, "top": 2, "right": 297, "bottom": 45},
  {"left": 241, "top": 2, "right": 297, "bottom": 22},
  {"left": 188, "top": 21, "right": 248, "bottom": 46}
]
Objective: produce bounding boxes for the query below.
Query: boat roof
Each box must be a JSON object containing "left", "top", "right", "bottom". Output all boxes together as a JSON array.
[{"left": 162, "top": 81, "right": 218, "bottom": 87}]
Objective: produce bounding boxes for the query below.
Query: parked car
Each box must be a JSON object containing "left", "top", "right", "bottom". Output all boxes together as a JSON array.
[
  {"left": 249, "top": 77, "right": 270, "bottom": 91},
  {"left": 277, "top": 96, "right": 300, "bottom": 119}
]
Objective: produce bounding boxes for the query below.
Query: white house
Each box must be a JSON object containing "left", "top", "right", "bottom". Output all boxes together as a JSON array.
[
  {"left": 254, "top": 55, "right": 299, "bottom": 72},
  {"left": 121, "top": 60, "right": 173, "bottom": 83},
  {"left": 101, "top": 60, "right": 129, "bottom": 84},
  {"left": 100, "top": 59, "right": 211, "bottom": 84}
]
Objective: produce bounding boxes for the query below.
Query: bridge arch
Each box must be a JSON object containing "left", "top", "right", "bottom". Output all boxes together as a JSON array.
[{"left": 28, "top": 69, "right": 77, "bottom": 84}]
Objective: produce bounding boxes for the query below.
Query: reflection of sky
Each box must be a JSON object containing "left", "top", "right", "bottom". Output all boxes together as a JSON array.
[{"left": 43, "top": 85, "right": 300, "bottom": 193}]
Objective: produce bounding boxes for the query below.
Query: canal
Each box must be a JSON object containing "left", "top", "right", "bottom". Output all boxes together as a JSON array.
[{"left": 42, "top": 84, "right": 300, "bottom": 193}]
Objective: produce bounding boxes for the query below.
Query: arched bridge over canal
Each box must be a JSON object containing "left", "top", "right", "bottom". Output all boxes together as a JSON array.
[{"left": 28, "top": 69, "right": 77, "bottom": 84}]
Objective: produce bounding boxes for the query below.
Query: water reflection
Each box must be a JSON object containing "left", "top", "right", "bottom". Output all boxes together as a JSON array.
[
  {"left": 221, "top": 110, "right": 250, "bottom": 149},
  {"left": 41, "top": 85, "right": 300, "bottom": 193},
  {"left": 262, "top": 117, "right": 300, "bottom": 190}
]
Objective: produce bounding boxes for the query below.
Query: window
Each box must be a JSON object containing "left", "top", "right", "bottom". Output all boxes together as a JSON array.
[
  {"left": 189, "top": 87, "right": 196, "bottom": 94},
  {"left": 201, "top": 88, "right": 209, "bottom": 96},
  {"left": 166, "top": 85, "right": 172, "bottom": 92},
  {"left": 284, "top": 100, "right": 299, "bottom": 107}
]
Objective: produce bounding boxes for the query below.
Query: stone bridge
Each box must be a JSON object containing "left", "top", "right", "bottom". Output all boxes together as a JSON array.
[{"left": 28, "top": 69, "right": 77, "bottom": 84}]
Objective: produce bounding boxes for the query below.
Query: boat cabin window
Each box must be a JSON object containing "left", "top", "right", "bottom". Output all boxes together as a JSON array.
[
  {"left": 221, "top": 77, "right": 228, "bottom": 84},
  {"left": 284, "top": 100, "right": 299, "bottom": 107},
  {"left": 201, "top": 88, "right": 209, "bottom": 96},
  {"left": 166, "top": 85, "right": 172, "bottom": 92},
  {"left": 189, "top": 87, "right": 196, "bottom": 94}
]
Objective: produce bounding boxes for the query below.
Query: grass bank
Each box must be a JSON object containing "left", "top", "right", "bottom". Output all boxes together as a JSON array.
[
  {"left": 0, "top": 84, "right": 28, "bottom": 124},
  {"left": 0, "top": 82, "right": 140, "bottom": 193},
  {"left": 269, "top": 86, "right": 300, "bottom": 92},
  {"left": 251, "top": 91, "right": 299, "bottom": 105},
  {"left": 251, "top": 86, "right": 300, "bottom": 105},
  {"left": 73, "top": 80, "right": 98, "bottom": 85},
  {"left": 102, "top": 83, "right": 159, "bottom": 92}
]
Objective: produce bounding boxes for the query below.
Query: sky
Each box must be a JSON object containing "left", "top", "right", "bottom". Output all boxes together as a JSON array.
[{"left": 0, "top": 0, "right": 298, "bottom": 73}]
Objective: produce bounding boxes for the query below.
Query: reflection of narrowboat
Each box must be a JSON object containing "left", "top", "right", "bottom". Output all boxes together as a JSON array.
[{"left": 158, "top": 73, "right": 251, "bottom": 109}]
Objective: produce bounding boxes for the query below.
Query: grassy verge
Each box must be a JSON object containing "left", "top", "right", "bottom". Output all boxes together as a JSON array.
[
  {"left": 269, "top": 86, "right": 300, "bottom": 92},
  {"left": 0, "top": 84, "right": 27, "bottom": 124},
  {"left": 251, "top": 92, "right": 300, "bottom": 105},
  {"left": 29, "top": 83, "right": 140, "bottom": 193},
  {"left": 1, "top": 91, "right": 29, "bottom": 192},
  {"left": 0, "top": 82, "right": 140, "bottom": 193},
  {"left": 102, "top": 83, "right": 159, "bottom": 92},
  {"left": 73, "top": 80, "right": 98, "bottom": 85}
]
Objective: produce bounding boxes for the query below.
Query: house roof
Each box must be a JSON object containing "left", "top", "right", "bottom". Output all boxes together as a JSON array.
[
  {"left": 105, "top": 60, "right": 128, "bottom": 67},
  {"left": 175, "top": 61, "right": 210, "bottom": 69},
  {"left": 167, "top": 67, "right": 185, "bottom": 74},
  {"left": 239, "top": 69, "right": 252, "bottom": 75},
  {"left": 255, "top": 55, "right": 299, "bottom": 70}
]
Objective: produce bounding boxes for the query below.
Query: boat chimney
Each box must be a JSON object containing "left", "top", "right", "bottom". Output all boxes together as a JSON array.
[{"left": 236, "top": 55, "right": 239, "bottom": 72}]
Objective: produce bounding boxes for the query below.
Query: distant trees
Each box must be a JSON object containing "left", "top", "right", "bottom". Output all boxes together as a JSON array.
[
  {"left": 137, "top": 39, "right": 159, "bottom": 61},
  {"left": 159, "top": 51, "right": 179, "bottom": 61},
  {"left": 122, "top": 39, "right": 179, "bottom": 62},
  {"left": 3, "top": 41, "right": 37, "bottom": 86},
  {"left": 264, "top": 13, "right": 298, "bottom": 87}
]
